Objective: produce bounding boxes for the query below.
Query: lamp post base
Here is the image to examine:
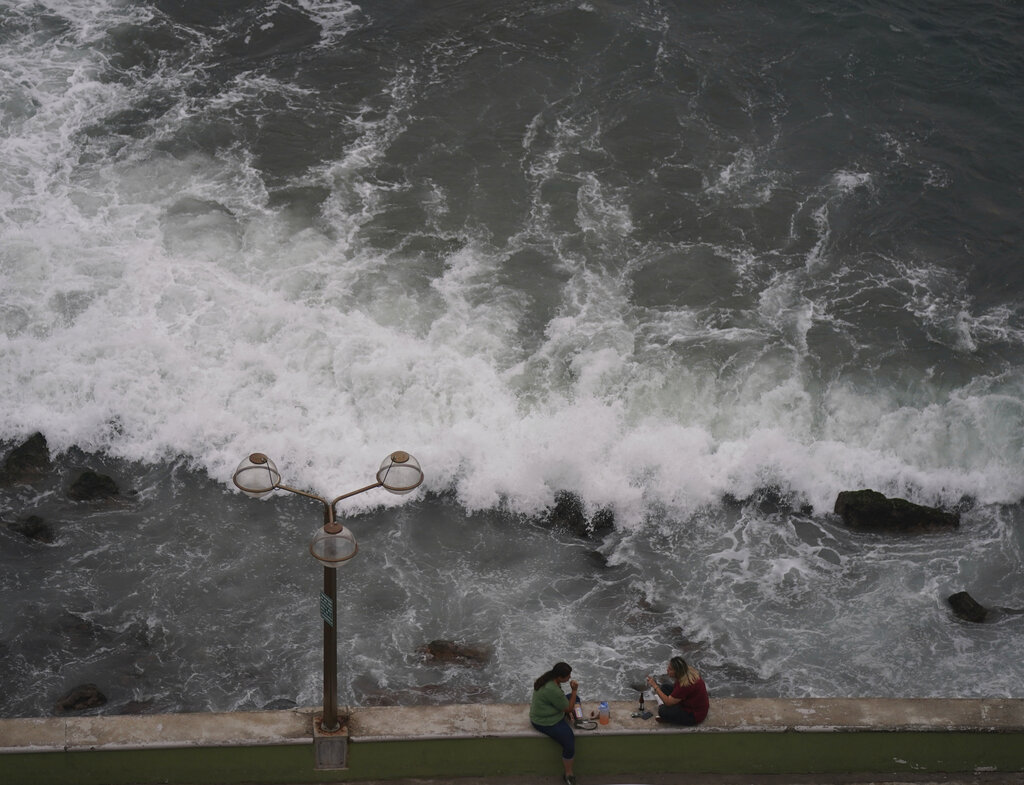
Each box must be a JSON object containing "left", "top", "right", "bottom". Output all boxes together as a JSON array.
[{"left": 313, "top": 715, "right": 349, "bottom": 770}]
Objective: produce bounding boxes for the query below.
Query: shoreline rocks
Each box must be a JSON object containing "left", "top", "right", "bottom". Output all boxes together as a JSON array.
[
  {"left": 67, "top": 469, "right": 121, "bottom": 501},
  {"left": 948, "top": 591, "right": 988, "bottom": 623},
  {"left": 545, "top": 490, "right": 615, "bottom": 538},
  {"left": 55, "top": 683, "right": 107, "bottom": 714},
  {"left": 947, "top": 591, "right": 1024, "bottom": 623},
  {"left": 834, "top": 489, "right": 959, "bottom": 533},
  {"left": 0, "top": 432, "right": 52, "bottom": 486}
]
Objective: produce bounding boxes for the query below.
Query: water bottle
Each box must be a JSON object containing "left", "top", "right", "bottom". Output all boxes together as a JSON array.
[
  {"left": 574, "top": 695, "right": 583, "bottom": 722},
  {"left": 598, "top": 701, "right": 609, "bottom": 725}
]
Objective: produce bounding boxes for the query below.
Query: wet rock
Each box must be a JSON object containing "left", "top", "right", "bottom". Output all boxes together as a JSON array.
[
  {"left": 67, "top": 470, "right": 120, "bottom": 501},
  {"left": 6, "top": 514, "right": 55, "bottom": 543},
  {"left": 725, "top": 486, "right": 814, "bottom": 517},
  {"left": 416, "top": 639, "right": 493, "bottom": 667},
  {"left": 55, "top": 683, "right": 107, "bottom": 714},
  {"left": 833, "top": 489, "right": 959, "bottom": 533},
  {"left": 948, "top": 591, "right": 988, "bottom": 623},
  {"left": 546, "top": 491, "right": 615, "bottom": 538},
  {"left": 0, "top": 432, "right": 52, "bottom": 486},
  {"left": 947, "top": 591, "right": 1024, "bottom": 623}
]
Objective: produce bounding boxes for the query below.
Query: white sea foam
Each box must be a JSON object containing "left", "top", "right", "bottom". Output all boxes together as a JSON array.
[
  {"left": 8, "top": 168, "right": 1024, "bottom": 527},
  {"left": 2, "top": 0, "right": 1023, "bottom": 526},
  {"left": 707, "top": 147, "right": 776, "bottom": 206}
]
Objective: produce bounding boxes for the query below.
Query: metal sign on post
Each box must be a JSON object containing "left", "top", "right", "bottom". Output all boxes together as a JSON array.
[{"left": 319, "top": 591, "right": 334, "bottom": 627}]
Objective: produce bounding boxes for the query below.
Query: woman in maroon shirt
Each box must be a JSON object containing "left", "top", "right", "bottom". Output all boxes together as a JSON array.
[{"left": 646, "top": 656, "right": 709, "bottom": 725}]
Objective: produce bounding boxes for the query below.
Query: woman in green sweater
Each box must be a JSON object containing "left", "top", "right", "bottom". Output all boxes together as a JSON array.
[{"left": 529, "top": 662, "right": 579, "bottom": 785}]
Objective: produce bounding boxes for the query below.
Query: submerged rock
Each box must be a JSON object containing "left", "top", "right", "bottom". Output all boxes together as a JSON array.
[
  {"left": 0, "top": 432, "right": 52, "bottom": 486},
  {"left": 54, "top": 612, "right": 109, "bottom": 648},
  {"left": 67, "top": 470, "right": 120, "bottom": 501},
  {"left": 7, "top": 514, "right": 55, "bottom": 543},
  {"left": 833, "top": 489, "right": 959, "bottom": 533},
  {"left": 416, "top": 639, "right": 493, "bottom": 667},
  {"left": 55, "top": 683, "right": 107, "bottom": 714}
]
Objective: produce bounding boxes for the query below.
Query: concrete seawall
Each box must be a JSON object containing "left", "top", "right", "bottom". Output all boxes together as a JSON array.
[{"left": 2, "top": 698, "right": 1023, "bottom": 784}]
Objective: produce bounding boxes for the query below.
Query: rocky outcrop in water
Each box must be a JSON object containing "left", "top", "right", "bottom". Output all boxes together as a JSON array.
[
  {"left": 948, "top": 591, "right": 988, "bottom": 622},
  {"left": 546, "top": 490, "right": 615, "bottom": 538},
  {"left": 0, "top": 432, "right": 52, "bottom": 486},
  {"left": 55, "top": 683, "right": 107, "bottom": 714},
  {"left": 725, "top": 486, "right": 814, "bottom": 517},
  {"left": 416, "top": 639, "right": 493, "bottom": 667},
  {"left": 833, "top": 489, "right": 959, "bottom": 533},
  {"left": 947, "top": 591, "right": 1024, "bottom": 623}
]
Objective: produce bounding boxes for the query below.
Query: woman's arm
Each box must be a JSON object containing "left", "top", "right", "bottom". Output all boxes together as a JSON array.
[
  {"left": 564, "top": 679, "right": 579, "bottom": 715},
  {"left": 646, "top": 675, "right": 681, "bottom": 706}
]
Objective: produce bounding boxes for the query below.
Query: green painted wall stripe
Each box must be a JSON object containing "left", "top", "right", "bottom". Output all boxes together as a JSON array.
[{"left": 3, "top": 732, "right": 1023, "bottom": 785}]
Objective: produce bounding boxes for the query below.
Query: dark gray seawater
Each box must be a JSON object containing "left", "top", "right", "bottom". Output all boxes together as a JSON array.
[{"left": 1, "top": 0, "right": 1023, "bottom": 718}]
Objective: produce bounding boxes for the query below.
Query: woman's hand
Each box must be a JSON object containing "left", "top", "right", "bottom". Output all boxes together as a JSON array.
[{"left": 569, "top": 680, "right": 578, "bottom": 691}]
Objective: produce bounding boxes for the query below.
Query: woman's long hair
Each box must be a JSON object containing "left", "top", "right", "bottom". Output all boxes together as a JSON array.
[
  {"left": 670, "top": 656, "right": 700, "bottom": 687},
  {"left": 534, "top": 662, "right": 572, "bottom": 691}
]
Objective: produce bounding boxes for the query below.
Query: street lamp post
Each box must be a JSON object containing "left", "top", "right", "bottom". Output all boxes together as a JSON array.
[{"left": 232, "top": 450, "right": 423, "bottom": 740}]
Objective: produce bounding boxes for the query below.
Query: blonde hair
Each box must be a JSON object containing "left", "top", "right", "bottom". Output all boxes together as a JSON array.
[{"left": 670, "top": 656, "right": 700, "bottom": 687}]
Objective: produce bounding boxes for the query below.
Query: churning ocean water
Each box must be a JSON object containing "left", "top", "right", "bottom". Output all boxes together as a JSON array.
[{"left": 1, "top": 0, "right": 1023, "bottom": 718}]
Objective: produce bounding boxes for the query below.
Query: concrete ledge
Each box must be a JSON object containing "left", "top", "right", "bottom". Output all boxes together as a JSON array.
[
  {"left": 5, "top": 699, "right": 1024, "bottom": 752},
  {"left": 0, "top": 708, "right": 314, "bottom": 753},
  {"left": 2, "top": 699, "right": 1023, "bottom": 784}
]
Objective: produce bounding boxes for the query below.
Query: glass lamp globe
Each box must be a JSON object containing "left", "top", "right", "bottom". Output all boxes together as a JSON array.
[
  {"left": 376, "top": 451, "right": 424, "bottom": 495},
  {"left": 232, "top": 453, "right": 281, "bottom": 498},
  {"left": 310, "top": 525, "right": 358, "bottom": 567}
]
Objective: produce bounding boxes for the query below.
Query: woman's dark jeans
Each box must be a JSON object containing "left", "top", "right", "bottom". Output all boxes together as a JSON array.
[
  {"left": 531, "top": 718, "right": 575, "bottom": 759},
  {"left": 657, "top": 702, "right": 698, "bottom": 725}
]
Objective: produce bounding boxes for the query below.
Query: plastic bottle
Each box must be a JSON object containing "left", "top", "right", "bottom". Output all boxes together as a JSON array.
[
  {"left": 598, "top": 701, "right": 610, "bottom": 725},
  {"left": 574, "top": 695, "right": 583, "bottom": 722}
]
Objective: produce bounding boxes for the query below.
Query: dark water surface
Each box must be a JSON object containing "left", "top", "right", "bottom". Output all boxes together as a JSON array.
[{"left": 1, "top": 0, "right": 1023, "bottom": 717}]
